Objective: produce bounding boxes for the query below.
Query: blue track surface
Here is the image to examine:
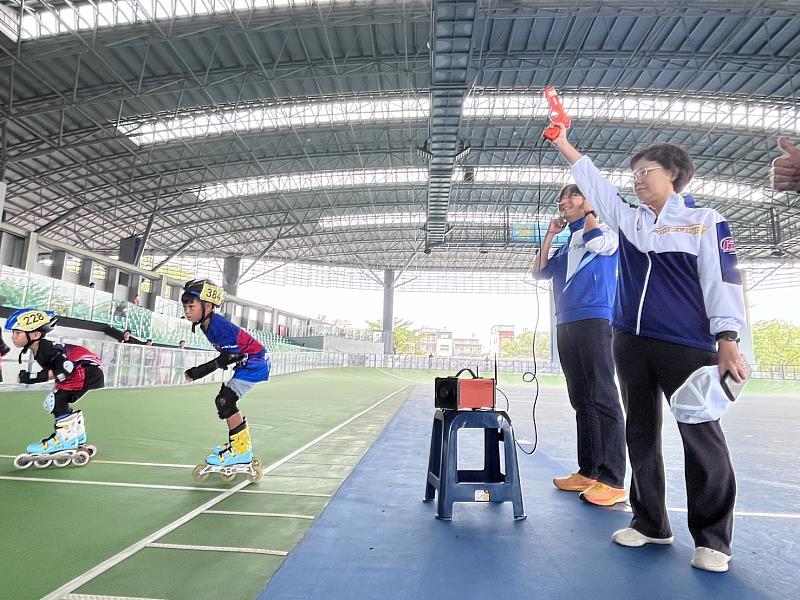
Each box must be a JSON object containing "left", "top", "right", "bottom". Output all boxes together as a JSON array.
[{"left": 259, "top": 385, "right": 800, "bottom": 600}]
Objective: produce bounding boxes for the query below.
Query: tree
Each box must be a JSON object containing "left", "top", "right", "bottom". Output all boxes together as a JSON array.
[
  {"left": 752, "top": 320, "right": 800, "bottom": 366},
  {"left": 366, "top": 318, "right": 425, "bottom": 355},
  {"left": 500, "top": 329, "right": 550, "bottom": 360}
]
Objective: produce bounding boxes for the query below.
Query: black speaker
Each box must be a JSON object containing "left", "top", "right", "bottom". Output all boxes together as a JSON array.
[{"left": 434, "top": 377, "right": 459, "bottom": 410}]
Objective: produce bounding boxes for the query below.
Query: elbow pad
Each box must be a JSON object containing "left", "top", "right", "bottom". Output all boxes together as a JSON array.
[{"left": 53, "top": 360, "right": 75, "bottom": 382}]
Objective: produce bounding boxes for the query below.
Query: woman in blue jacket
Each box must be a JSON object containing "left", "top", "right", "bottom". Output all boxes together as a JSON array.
[{"left": 549, "top": 124, "right": 748, "bottom": 573}]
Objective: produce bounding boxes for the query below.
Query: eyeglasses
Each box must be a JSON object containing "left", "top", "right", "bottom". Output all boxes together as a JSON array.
[
  {"left": 559, "top": 192, "right": 583, "bottom": 201},
  {"left": 632, "top": 166, "right": 663, "bottom": 182}
]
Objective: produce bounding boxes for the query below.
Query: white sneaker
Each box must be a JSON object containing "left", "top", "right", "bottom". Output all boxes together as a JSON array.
[
  {"left": 612, "top": 527, "right": 674, "bottom": 547},
  {"left": 691, "top": 547, "right": 731, "bottom": 572}
]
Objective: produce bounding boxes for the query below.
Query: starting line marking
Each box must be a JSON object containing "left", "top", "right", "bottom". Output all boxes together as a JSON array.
[
  {"left": 147, "top": 542, "right": 287, "bottom": 556},
  {"left": 64, "top": 595, "right": 168, "bottom": 600},
  {"left": 0, "top": 455, "right": 195, "bottom": 469},
  {"left": 205, "top": 509, "right": 315, "bottom": 520},
  {"left": 40, "top": 385, "right": 409, "bottom": 600}
]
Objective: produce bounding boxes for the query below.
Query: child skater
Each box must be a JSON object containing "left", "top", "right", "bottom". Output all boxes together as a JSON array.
[
  {"left": 5, "top": 308, "right": 104, "bottom": 468},
  {"left": 181, "top": 279, "right": 271, "bottom": 481}
]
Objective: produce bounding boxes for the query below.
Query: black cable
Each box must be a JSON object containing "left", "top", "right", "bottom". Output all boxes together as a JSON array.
[{"left": 516, "top": 137, "right": 550, "bottom": 456}]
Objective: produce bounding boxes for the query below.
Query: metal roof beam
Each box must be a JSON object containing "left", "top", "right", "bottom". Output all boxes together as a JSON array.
[{"left": 425, "top": 0, "right": 476, "bottom": 249}]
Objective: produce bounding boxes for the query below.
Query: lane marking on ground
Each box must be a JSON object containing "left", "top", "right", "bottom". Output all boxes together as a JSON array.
[
  {"left": 147, "top": 542, "right": 287, "bottom": 556},
  {"left": 64, "top": 595, "right": 167, "bottom": 600},
  {"left": 0, "top": 476, "right": 332, "bottom": 497},
  {"left": 40, "top": 385, "right": 408, "bottom": 600},
  {"left": 667, "top": 507, "right": 800, "bottom": 519},
  {"left": 204, "top": 509, "right": 315, "bottom": 520},
  {"left": 0, "top": 454, "right": 195, "bottom": 469}
]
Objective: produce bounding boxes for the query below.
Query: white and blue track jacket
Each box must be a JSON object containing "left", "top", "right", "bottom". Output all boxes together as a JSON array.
[
  {"left": 533, "top": 218, "right": 619, "bottom": 327},
  {"left": 571, "top": 156, "right": 746, "bottom": 352}
]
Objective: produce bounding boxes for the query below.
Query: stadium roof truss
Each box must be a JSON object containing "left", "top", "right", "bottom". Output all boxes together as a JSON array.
[{"left": 1, "top": 0, "right": 800, "bottom": 291}]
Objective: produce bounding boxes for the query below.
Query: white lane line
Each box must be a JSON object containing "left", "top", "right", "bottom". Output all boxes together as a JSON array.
[
  {"left": 205, "top": 510, "right": 315, "bottom": 520},
  {"left": 667, "top": 507, "right": 800, "bottom": 519},
  {"left": 64, "top": 595, "right": 167, "bottom": 600},
  {"left": 238, "top": 489, "right": 331, "bottom": 497},
  {"left": 147, "top": 542, "right": 287, "bottom": 556},
  {"left": 0, "top": 476, "right": 229, "bottom": 493},
  {"left": 0, "top": 454, "right": 194, "bottom": 469},
  {"left": 376, "top": 368, "right": 433, "bottom": 384},
  {"left": 41, "top": 384, "right": 408, "bottom": 600},
  {"left": 0, "top": 475, "right": 332, "bottom": 497}
]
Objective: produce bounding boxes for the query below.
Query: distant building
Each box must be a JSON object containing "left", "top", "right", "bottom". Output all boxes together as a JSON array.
[
  {"left": 435, "top": 330, "right": 453, "bottom": 357},
  {"left": 452, "top": 336, "right": 483, "bottom": 357},
  {"left": 489, "top": 325, "right": 515, "bottom": 357}
]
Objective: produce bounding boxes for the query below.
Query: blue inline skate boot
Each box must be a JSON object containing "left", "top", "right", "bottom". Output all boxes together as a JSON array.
[
  {"left": 14, "top": 411, "right": 95, "bottom": 469},
  {"left": 192, "top": 422, "right": 262, "bottom": 483}
]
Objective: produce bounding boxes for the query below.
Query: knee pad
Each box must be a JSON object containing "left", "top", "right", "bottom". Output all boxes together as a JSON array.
[
  {"left": 42, "top": 391, "right": 55, "bottom": 414},
  {"left": 214, "top": 385, "right": 240, "bottom": 420}
]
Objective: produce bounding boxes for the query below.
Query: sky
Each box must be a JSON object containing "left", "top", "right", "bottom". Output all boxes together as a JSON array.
[{"left": 240, "top": 281, "right": 800, "bottom": 347}]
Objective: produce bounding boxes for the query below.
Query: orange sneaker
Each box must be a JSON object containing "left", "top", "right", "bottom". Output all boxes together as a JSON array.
[
  {"left": 553, "top": 472, "right": 597, "bottom": 492},
  {"left": 579, "top": 482, "right": 627, "bottom": 506}
]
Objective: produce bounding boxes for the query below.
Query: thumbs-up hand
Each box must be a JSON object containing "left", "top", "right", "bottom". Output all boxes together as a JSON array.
[{"left": 772, "top": 138, "right": 800, "bottom": 192}]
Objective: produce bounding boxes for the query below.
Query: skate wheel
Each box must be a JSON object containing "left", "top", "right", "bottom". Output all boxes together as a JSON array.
[
  {"left": 72, "top": 450, "right": 91, "bottom": 466},
  {"left": 192, "top": 464, "right": 209, "bottom": 482},
  {"left": 54, "top": 456, "right": 72, "bottom": 468},
  {"left": 34, "top": 458, "right": 52, "bottom": 469},
  {"left": 13, "top": 455, "right": 32, "bottom": 470},
  {"left": 247, "top": 457, "right": 263, "bottom": 483},
  {"left": 220, "top": 472, "right": 236, "bottom": 482},
  {"left": 85, "top": 444, "right": 98, "bottom": 458}
]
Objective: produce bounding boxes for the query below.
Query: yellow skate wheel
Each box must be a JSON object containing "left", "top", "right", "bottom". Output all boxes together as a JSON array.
[
  {"left": 220, "top": 472, "right": 236, "bottom": 482},
  {"left": 72, "top": 450, "right": 91, "bottom": 466},
  {"left": 34, "top": 457, "right": 52, "bottom": 468},
  {"left": 192, "top": 464, "right": 209, "bottom": 482},
  {"left": 54, "top": 456, "right": 72, "bottom": 468},
  {"left": 247, "top": 457, "right": 263, "bottom": 483},
  {"left": 13, "top": 455, "right": 32, "bottom": 470}
]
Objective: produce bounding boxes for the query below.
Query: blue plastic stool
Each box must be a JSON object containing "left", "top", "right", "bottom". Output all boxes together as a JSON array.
[{"left": 424, "top": 408, "right": 526, "bottom": 520}]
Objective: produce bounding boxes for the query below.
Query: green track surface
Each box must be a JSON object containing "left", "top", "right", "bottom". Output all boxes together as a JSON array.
[{"left": 0, "top": 368, "right": 410, "bottom": 600}]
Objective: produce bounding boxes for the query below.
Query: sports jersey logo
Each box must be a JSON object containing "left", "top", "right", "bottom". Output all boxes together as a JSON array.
[
  {"left": 651, "top": 224, "right": 707, "bottom": 235},
  {"left": 720, "top": 236, "right": 736, "bottom": 254}
]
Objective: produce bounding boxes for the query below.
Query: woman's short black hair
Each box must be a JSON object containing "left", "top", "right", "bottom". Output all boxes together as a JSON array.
[
  {"left": 558, "top": 183, "right": 584, "bottom": 199},
  {"left": 630, "top": 144, "right": 694, "bottom": 193}
]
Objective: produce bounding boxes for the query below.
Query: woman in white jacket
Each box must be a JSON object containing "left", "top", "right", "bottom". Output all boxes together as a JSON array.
[{"left": 549, "top": 123, "right": 748, "bottom": 573}]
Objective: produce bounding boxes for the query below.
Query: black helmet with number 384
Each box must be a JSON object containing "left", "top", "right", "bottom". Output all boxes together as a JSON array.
[{"left": 181, "top": 279, "right": 225, "bottom": 307}]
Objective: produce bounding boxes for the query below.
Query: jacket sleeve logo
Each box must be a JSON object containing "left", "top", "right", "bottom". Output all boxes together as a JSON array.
[{"left": 719, "top": 236, "right": 736, "bottom": 254}]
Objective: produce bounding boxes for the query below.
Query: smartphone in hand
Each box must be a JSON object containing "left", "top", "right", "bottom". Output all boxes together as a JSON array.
[{"left": 720, "top": 360, "right": 752, "bottom": 402}]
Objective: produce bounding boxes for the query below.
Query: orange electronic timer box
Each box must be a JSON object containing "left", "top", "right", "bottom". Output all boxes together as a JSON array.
[{"left": 435, "top": 368, "right": 496, "bottom": 410}]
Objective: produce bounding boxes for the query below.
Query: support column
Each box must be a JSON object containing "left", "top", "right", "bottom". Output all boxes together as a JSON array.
[
  {"left": 0, "top": 180, "right": 6, "bottom": 221},
  {"left": 383, "top": 269, "right": 395, "bottom": 355},
  {"left": 51, "top": 250, "right": 67, "bottom": 280},
  {"left": 223, "top": 255, "right": 242, "bottom": 296},
  {"left": 78, "top": 258, "right": 94, "bottom": 286},
  {"left": 739, "top": 270, "right": 755, "bottom": 364},
  {"left": 23, "top": 231, "right": 39, "bottom": 272}
]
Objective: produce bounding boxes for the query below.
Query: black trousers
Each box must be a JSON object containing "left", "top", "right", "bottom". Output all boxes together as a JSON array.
[
  {"left": 557, "top": 319, "right": 626, "bottom": 488},
  {"left": 612, "top": 330, "right": 736, "bottom": 554}
]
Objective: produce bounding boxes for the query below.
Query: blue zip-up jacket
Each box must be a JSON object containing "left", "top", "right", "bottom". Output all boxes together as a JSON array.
[
  {"left": 571, "top": 156, "right": 746, "bottom": 352},
  {"left": 533, "top": 218, "right": 619, "bottom": 326},
  {"left": 202, "top": 312, "right": 271, "bottom": 383}
]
